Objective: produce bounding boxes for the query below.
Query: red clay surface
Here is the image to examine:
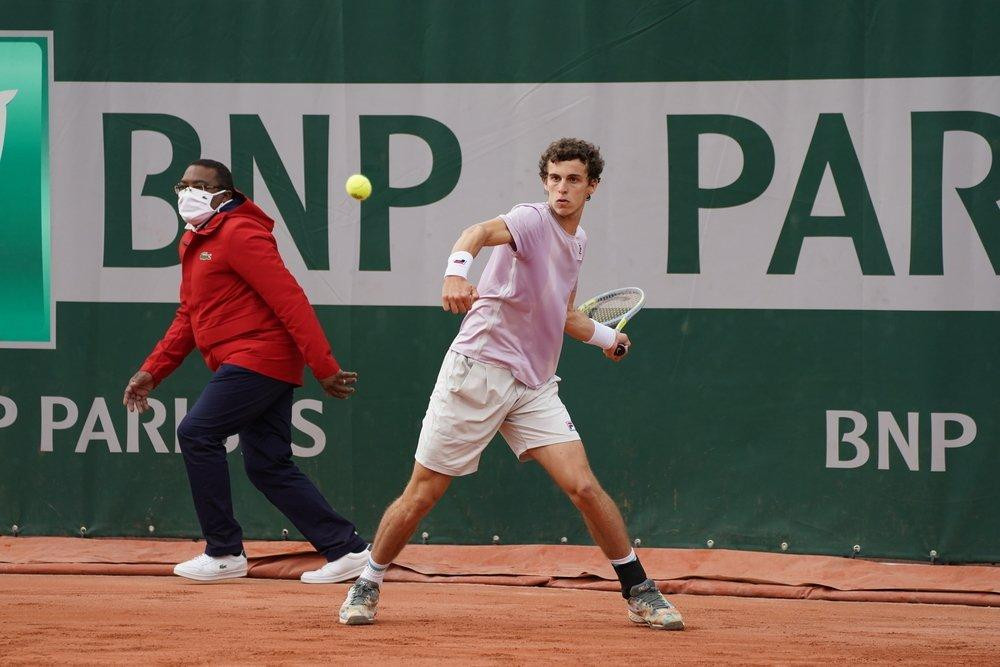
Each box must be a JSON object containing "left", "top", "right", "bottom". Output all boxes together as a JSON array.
[{"left": 1, "top": 574, "right": 998, "bottom": 664}]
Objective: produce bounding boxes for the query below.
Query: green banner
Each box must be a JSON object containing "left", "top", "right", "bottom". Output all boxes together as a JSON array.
[{"left": 0, "top": 303, "right": 997, "bottom": 562}]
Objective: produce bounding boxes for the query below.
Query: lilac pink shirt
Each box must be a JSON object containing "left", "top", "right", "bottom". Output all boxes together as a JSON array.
[{"left": 450, "top": 203, "right": 587, "bottom": 388}]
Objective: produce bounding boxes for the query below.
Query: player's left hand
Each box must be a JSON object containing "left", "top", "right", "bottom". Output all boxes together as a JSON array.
[
  {"left": 604, "top": 332, "right": 631, "bottom": 362},
  {"left": 442, "top": 276, "right": 479, "bottom": 314},
  {"left": 320, "top": 370, "right": 358, "bottom": 399}
]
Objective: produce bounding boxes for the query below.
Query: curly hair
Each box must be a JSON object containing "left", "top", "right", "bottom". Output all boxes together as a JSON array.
[{"left": 538, "top": 138, "right": 604, "bottom": 182}]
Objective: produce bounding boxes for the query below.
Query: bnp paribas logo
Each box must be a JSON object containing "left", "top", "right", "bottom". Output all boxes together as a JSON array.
[
  {"left": 0, "top": 36, "right": 51, "bottom": 347},
  {"left": 0, "top": 89, "right": 17, "bottom": 161}
]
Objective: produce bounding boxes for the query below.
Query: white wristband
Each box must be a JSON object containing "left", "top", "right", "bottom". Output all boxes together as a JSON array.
[
  {"left": 445, "top": 251, "right": 474, "bottom": 278},
  {"left": 585, "top": 319, "right": 617, "bottom": 350}
]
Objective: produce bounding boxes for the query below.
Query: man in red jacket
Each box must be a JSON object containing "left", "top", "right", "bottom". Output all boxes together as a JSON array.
[{"left": 123, "top": 159, "right": 369, "bottom": 583}]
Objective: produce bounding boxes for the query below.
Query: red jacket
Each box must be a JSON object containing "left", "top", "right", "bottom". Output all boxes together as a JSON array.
[{"left": 141, "top": 197, "right": 340, "bottom": 386}]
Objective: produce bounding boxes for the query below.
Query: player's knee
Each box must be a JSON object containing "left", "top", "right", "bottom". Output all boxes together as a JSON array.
[
  {"left": 565, "top": 476, "right": 601, "bottom": 507},
  {"left": 403, "top": 485, "right": 443, "bottom": 516},
  {"left": 406, "top": 492, "right": 437, "bottom": 516}
]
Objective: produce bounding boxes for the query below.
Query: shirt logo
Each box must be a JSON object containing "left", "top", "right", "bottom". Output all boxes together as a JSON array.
[
  {"left": 566, "top": 421, "right": 576, "bottom": 431},
  {"left": 199, "top": 251, "right": 213, "bottom": 261}
]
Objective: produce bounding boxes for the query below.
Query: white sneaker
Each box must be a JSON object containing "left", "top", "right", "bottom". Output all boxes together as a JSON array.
[
  {"left": 173, "top": 553, "right": 248, "bottom": 582},
  {"left": 300, "top": 549, "right": 369, "bottom": 584}
]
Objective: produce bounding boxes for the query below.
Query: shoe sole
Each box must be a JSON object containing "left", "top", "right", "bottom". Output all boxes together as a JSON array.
[
  {"left": 173, "top": 568, "right": 248, "bottom": 582},
  {"left": 339, "top": 613, "right": 376, "bottom": 625},
  {"left": 300, "top": 561, "right": 367, "bottom": 584},
  {"left": 628, "top": 611, "right": 684, "bottom": 630}
]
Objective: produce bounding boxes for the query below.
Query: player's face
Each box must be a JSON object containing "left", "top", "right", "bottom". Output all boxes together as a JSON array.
[{"left": 542, "top": 159, "right": 597, "bottom": 218}]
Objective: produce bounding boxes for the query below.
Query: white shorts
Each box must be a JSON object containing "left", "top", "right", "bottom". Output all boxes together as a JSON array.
[{"left": 415, "top": 350, "right": 580, "bottom": 476}]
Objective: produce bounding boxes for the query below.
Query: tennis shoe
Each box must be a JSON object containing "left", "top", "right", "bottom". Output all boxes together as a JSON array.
[
  {"left": 626, "top": 579, "right": 684, "bottom": 630},
  {"left": 339, "top": 578, "right": 380, "bottom": 625},
  {"left": 301, "top": 548, "right": 369, "bottom": 584},
  {"left": 173, "top": 552, "right": 247, "bottom": 582}
]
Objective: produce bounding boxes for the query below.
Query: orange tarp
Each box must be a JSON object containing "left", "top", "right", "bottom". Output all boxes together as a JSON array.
[{"left": 1, "top": 537, "right": 997, "bottom": 606}]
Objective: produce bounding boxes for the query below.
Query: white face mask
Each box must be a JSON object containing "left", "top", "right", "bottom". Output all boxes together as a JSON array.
[{"left": 177, "top": 187, "right": 229, "bottom": 226}]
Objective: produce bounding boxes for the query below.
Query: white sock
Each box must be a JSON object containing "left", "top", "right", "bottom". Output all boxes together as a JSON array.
[
  {"left": 609, "top": 548, "right": 637, "bottom": 566},
  {"left": 360, "top": 556, "right": 389, "bottom": 585}
]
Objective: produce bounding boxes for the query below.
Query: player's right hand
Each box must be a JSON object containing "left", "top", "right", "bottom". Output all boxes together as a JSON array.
[
  {"left": 320, "top": 369, "right": 358, "bottom": 399},
  {"left": 604, "top": 332, "right": 631, "bottom": 362},
  {"left": 442, "top": 276, "right": 479, "bottom": 314},
  {"left": 123, "top": 370, "right": 155, "bottom": 413}
]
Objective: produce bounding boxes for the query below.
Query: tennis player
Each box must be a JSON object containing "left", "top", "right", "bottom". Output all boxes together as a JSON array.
[{"left": 340, "top": 139, "right": 683, "bottom": 630}]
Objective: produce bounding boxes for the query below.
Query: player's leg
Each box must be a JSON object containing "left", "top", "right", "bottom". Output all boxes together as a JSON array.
[
  {"left": 369, "top": 462, "right": 453, "bottom": 564},
  {"left": 501, "top": 378, "right": 683, "bottom": 629},
  {"left": 173, "top": 364, "right": 291, "bottom": 580},
  {"left": 528, "top": 441, "right": 630, "bottom": 557},
  {"left": 238, "top": 384, "right": 369, "bottom": 583},
  {"left": 341, "top": 350, "right": 515, "bottom": 625},
  {"left": 339, "top": 462, "right": 452, "bottom": 625},
  {"left": 529, "top": 441, "right": 684, "bottom": 630}
]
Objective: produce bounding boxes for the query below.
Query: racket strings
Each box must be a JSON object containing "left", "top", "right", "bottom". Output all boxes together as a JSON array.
[
  {"left": 589, "top": 303, "right": 630, "bottom": 323},
  {"left": 585, "top": 293, "right": 642, "bottom": 325}
]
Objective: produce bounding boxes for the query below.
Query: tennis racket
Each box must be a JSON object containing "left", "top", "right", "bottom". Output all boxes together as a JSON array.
[{"left": 577, "top": 287, "right": 645, "bottom": 357}]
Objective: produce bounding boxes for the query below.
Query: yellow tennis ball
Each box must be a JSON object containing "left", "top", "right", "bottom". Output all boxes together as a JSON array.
[{"left": 345, "top": 174, "right": 372, "bottom": 201}]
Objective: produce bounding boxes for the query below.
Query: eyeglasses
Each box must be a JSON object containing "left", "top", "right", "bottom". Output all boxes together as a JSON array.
[{"left": 173, "top": 182, "right": 225, "bottom": 194}]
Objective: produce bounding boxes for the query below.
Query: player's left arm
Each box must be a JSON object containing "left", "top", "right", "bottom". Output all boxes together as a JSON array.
[{"left": 564, "top": 288, "right": 631, "bottom": 361}]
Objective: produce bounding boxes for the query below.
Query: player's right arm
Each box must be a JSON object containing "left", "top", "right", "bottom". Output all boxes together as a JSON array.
[
  {"left": 124, "top": 300, "right": 196, "bottom": 413},
  {"left": 442, "top": 217, "right": 513, "bottom": 314}
]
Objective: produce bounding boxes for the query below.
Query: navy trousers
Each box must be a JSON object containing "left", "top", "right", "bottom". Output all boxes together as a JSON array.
[{"left": 177, "top": 364, "right": 366, "bottom": 559}]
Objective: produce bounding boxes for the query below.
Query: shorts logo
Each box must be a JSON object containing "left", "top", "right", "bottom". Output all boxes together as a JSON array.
[
  {"left": 566, "top": 421, "right": 575, "bottom": 431},
  {"left": 199, "top": 251, "right": 213, "bottom": 261}
]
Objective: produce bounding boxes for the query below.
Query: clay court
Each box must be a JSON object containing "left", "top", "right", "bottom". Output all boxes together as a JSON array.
[
  {"left": 2, "top": 538, "right": 998, "bottom": 664},
  {"left": 3, "top": 576, "right": 1000, "bottom": 664}
]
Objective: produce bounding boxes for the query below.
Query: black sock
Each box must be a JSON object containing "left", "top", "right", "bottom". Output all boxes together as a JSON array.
[{"left": 612, "top": 557, "right": 648, "bottom": 599}]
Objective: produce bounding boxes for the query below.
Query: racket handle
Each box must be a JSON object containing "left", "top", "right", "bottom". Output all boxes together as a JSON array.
[{"left": 613, "top": 319, "right": 629, "bottom": 357}]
